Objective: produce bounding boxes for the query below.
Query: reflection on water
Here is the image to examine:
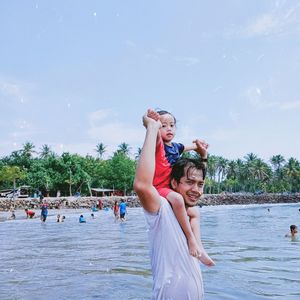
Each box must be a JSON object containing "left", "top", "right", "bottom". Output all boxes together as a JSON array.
[{"left": 0, "top": 203, "right": 299, "bottom": 300}]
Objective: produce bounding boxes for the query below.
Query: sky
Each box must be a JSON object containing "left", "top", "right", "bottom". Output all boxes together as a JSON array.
[{"left": 1, "top": 0, "right": 300, "bottom": 162}]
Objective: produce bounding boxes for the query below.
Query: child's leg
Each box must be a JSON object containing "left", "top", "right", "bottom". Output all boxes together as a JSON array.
[
  {"left": 166, "top": 191, "right": 201, "bottom": 257},
  {"left": 187, "top": 206, "right": 215, "bottom": 266}
]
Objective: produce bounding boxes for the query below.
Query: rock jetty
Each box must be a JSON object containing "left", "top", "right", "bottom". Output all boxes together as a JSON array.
[{"left": 1, "top": 193, "right": 300, "bottom": 211}]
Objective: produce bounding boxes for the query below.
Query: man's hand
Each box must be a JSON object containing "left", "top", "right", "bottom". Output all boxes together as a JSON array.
[
  {"left": 143, "top": 109, "right": 162, "bottom": 129},
  {"left": 193, "top": 139, "right": 209, "bottom": 158}
]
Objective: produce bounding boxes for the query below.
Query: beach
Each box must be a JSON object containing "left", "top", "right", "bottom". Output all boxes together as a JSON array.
[{"left": 1, "top": 193, "right": 300, "bottom": 212}]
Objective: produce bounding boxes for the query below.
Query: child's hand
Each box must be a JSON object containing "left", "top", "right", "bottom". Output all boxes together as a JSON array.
[
  {"left": 143, "top": 110, "right": 161, "bottom": 129},
  {"left": 193, "top": 139, "right": 209, "bottom": 158},
  {"left": 147, "top": 109, "right": 160, "bottom": 121}
]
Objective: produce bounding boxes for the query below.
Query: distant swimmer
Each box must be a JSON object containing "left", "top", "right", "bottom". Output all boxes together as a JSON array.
[
  {"left": 25, "top": 208, "right": 35, "bottom": 219},
  {"left": 79, "top": 215, "right": 86, "bottom": 223},
  {"left": 8, "top": 208, "right": 16, "bottom": 220},
  {"left": 40, "top": 203, "right": 48, "bottom": 222},
  {"left": 285, "top": 225, "right": 298, "bottom": 239}
]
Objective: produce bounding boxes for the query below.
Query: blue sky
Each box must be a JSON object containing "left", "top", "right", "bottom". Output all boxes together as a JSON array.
[{"left": 1, "top": 0, "right": 300, "bottom": 161}]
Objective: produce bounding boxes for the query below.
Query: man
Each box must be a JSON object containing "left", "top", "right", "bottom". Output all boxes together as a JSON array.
[
  {"left": 134, "top": 112, "right": 215, "bottom": 299},
  {"left": 285, "top": 224, "right": 298, "bottom": 239}
]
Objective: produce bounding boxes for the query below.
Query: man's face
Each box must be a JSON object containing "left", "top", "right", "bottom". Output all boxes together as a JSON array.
[{"left": 171, "top": 167, "right": 204, "bottom": 207}]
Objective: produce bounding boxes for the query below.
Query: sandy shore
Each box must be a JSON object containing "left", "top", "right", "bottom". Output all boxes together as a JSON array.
[{"left": 1, "top": 193, "right": 300, "bottom": 212}]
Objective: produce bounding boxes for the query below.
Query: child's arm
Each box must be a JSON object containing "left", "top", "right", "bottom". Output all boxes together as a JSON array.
[
  {"left": 183, "top": 143, "right": 198, "bottom": 152},
  {"left": 183, "top": 139, "right": 209, "bottom": 155}
]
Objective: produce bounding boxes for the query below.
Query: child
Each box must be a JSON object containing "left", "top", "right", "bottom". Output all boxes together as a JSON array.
[
  {"left": 25, "top": 208, "right": 35, "bottom": 219},
  {"left": 147, "top": 108, "right": 208, "bottom": 258},
  {"left": 113, "top": 201, "right": 119, "bottom": 220}
]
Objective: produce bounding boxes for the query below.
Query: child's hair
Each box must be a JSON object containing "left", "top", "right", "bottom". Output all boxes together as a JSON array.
[{"left": 156, "top": 109, "right": 177, "bottom": 124}]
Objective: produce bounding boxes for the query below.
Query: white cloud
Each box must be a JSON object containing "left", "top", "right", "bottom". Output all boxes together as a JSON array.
[
  {"left": 125, "top": 40, "right": 137, "bottom": 48},
  {"left": 244, "top": 2, "right": 300, "bottom": 37},
  {"left": 229, "top": 111, "right": 240, "bottom": 123},
  {"left": 278, "top": 100, "right": 300, "bottom": 110},
  {"left": 0, "top": 77, "right": 33, "bottom": 104},
  {"left": 0, "top": 81, "right": 24, "bottom": 101},
  {"left": 173, "top": 56, "right": 200, "bottom": 66},
  {"left": 209, "top": 128, "right": 239, "bottom": 141},
  {"left": 87, "top": 109, "right": 144, "bottom": 152},
  {"left": 154, "top": 48, "right": 168, "bottom": 54},
  {"left": 246, "top": 86, "right": 300, "bottom": 111}
]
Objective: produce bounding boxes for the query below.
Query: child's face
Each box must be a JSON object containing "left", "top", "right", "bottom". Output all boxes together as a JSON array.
[{"left": 159, "top": 113, "right": 176, "bottom": 144}]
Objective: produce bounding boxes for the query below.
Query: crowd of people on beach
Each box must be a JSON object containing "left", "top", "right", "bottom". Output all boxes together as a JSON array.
[{"left": 5, "top": 198, "right": 128, "bottom": 224}]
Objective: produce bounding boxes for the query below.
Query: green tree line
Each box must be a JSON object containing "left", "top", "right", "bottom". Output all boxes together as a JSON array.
[{"left": 0, "top": 142, "right": 300, "bottom": 196}]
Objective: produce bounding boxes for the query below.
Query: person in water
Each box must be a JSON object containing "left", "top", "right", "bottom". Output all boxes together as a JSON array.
[
  {"left": 119, "top": 199, "right": 127, "bottom": 221},
  {"left": 134, "top": 111, "right": 215, "bottom": 299},
  {"left": 25, "top": 208, "right": 35, "bottom": 219},
  {"left": 79, "top": 215, "right": 86, "bottom": 223},
  {"left": 40, "top": 202, "right": 48, "bottom": 222},
  {"left": 147, "top": 108, "right": 208, "bottom": 258},
  {"left": 285, "top": 225, "right": 298, "bottom": 239},
  {"left": 113, "top": 200, "right": 119, "bottom": 220}
]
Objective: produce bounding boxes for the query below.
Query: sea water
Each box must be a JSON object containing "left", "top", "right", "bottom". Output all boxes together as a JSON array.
[{"left": 0, "top": 203, "right": 299, "bottom": 300}]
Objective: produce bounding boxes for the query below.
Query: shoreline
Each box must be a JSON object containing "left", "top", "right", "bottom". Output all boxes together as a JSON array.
[{"left": 1, "top": 193, "right": 300, "bottom": 211}]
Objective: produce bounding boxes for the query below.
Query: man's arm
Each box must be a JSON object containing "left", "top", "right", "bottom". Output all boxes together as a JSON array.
[{"left": 133, "top": 113, "right": 161, "bottom": 213}]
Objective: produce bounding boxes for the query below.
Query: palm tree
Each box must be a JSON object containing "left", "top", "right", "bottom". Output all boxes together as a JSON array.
[
  {"left": 117, "top": 142, "right": 131, "bottom": 156},
  {"left": 270, "top": 154, "right": 285, "bottom": 172},
  {"left": 22, "top": 141, "right": 36, "bottom": 158},
  {"left": 95, "top": 143, "right": 106, "bottom": 159},
  {"left": 40, "top": 144, "right": 52, "bottom": 158},
  {"left": 283, "top": 158, "right": 300, "bottom": 192},
  {"left": 135, "top": 147, "right": 142, "bottom": 161},
  {"left": 244, "top": 152, "right": 258, "bottom": 163},
  {"left": 252, "top": 158, "right": 271, "bottom": 182}
]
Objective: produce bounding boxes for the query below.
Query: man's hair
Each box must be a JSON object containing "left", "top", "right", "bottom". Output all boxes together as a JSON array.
[
  {"left": 156, "top": 109, "right": 177, "bottom": 124},
  {"left": 290, "top": 224, "right": 297, "bottom": 231},
  {"left": 170, "top": 157, "right": 206, "bottom": 183}
]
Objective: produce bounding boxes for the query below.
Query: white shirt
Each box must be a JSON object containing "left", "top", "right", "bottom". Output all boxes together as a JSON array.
[{"left": 144, "top": 197, "right": 204, "bottom": 300}]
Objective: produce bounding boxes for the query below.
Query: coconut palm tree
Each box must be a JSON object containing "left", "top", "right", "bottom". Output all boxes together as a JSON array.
[
  {"left": 22, "top": 141, "right": 36, "bottom": 158},
  {"left": 135, "top": 147, "right": 142, "bottom": 161},
  {"left": 95, "top": 143, "right": 106, "bottom": 159},
  {"left": 283, "top": 158, "right": 300, "bottom": 192},
  {"left": 40, "top": 144, "right": 53, "bottom": 158},
  {"left": 270, "top": 154, "right": 285, "bottom": 172},
  {"left": 216, "top": 156, "right": 228, "bottom": 193},
  {"left": 117, "top": 142, "right": 131, "bottom": 156}
]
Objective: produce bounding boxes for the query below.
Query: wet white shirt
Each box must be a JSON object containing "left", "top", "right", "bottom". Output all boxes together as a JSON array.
[{"left": 144, "top": 197, "right": 204, "bottom": 300}]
